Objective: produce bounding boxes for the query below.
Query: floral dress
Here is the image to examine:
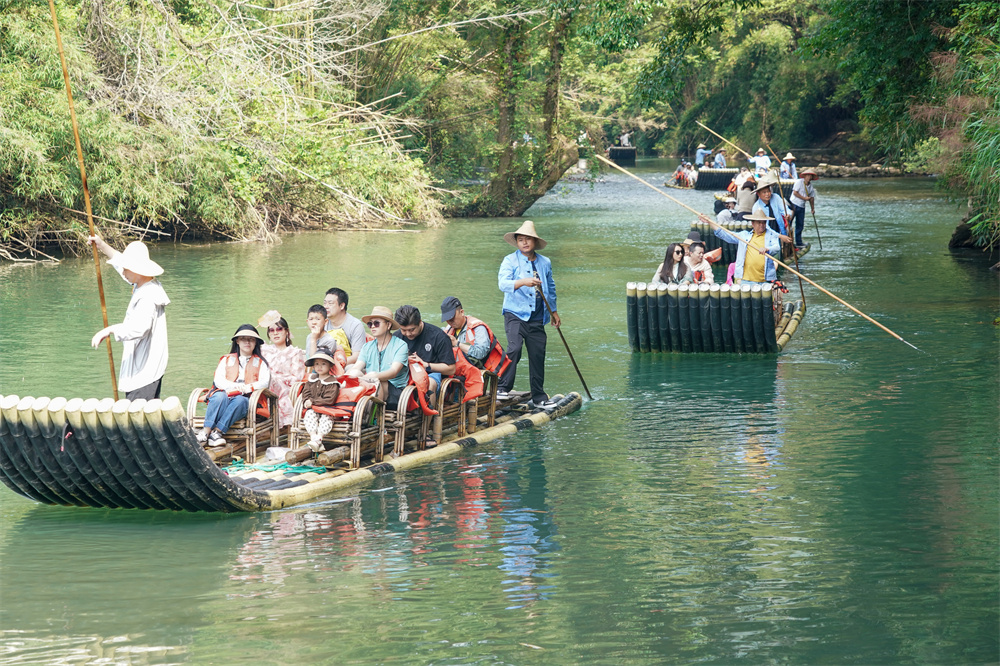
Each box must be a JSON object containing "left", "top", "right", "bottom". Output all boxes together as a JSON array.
[{"left": 261, "top": 344, "right": 306, "bottom": 427}]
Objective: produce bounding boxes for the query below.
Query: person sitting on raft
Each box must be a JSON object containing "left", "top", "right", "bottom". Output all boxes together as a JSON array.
[
  {"left": 323, "top": 287, "right": 366, "bottom": 364},
  {"left": 258, "top": 310, "right": 305, "bottom": 428},
  {"left": 346, "top": 306, "right": 409, "bottom": 410},
  {"left": 752, "top": 178, "right": 790, "bottom": 235},
  {"left": 712, "top": 212, "right": 790, "bottom": 286},
  {"left": 440, "top": 296, "right": 508, "bottom": 375},
  {"left": 734, "top": 175, "right": 756, "bottom": 220},
  {"left": 197, "top": 324, "right": 271, "bottom": 445},
  {"left": 299, "top": 348, "right": 342, "bottom": 452},
  {"left": 686, "top": 241, "right": 715, "bottom": 285},
  {"left": 394, "top": 305, "right": 455, "bottom": 401},
  {"left": 305, "top": 304, "right": 342, "bottom": 359},
  {"left": 651, "top": 243, "right": 693, "bottom": 286},
  {"left": 716, "top": 196, "right": 738, "bottom": 225}
]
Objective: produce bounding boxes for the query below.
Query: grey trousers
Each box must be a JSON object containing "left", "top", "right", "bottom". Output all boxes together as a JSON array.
[{"left": 126, "top": 378, "right": 162, "bottom": 401}]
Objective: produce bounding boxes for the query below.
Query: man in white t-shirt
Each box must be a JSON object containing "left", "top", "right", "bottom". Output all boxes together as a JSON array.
[
  {"left": 789, "top": 169, "right": 819, "bottom": 248},
  {"left": 750, "top": 148, "right": 771, "bottom": 174}
]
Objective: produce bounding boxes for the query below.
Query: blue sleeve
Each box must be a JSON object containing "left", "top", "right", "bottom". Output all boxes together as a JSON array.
[
  {"left": 714, "top": 226, "right": 741, "bottom": 245},
  {"left": 544, "top": 257, "right": 557, "bottom": 313},
  {"left": 498, "top": 254, "right": 518, "bottom": 294}
]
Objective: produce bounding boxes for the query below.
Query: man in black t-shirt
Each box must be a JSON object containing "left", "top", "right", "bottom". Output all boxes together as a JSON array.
[{"left": 393, "top": 305, "right": 456, "bottom": 395}]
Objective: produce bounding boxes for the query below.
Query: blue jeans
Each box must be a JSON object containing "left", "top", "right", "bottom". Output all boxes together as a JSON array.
[
  {"left": 791, "top": 204, "right": 806, "bottom": 246},
  {"left": 204, "top": 391, "right": 249, "bottom": 433}
]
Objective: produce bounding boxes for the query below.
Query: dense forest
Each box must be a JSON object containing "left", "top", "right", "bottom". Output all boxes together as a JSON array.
[{"left": 1, "top": 0, "right": 997, "bottom": 257}]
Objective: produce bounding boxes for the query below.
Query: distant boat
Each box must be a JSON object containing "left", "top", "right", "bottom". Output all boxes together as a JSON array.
[{"left": 609, "top": 146, "right": 637, "bottom": 167}]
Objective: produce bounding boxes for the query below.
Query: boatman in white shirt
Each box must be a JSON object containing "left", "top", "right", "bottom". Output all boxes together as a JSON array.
[
  {"left": 89, "top": 236, "right": 170, "bottom": 400},
  {"left": 749, "top": 147, "right": 771, "bottom": 175},
  {"left": 789, "top": 168, "right": 819, "bottom": 248}
]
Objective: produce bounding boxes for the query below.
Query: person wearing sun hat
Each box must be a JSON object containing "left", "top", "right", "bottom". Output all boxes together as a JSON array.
[
  {"left": 88, "top": 235, "right": 170, "bottom": 400},
  {"left": 712, "top": 211, "right": 790, "bottom": 286},
  {"left": 789, "top": 168, "right": 819, "bottom": 248},
  {"left": 694, "top": 143, "right": 711, "bottom": 167},
  {"left": 196, "top": 324, "right": 272, "bottom": 445},
  {"left": 780, "top": 152, "right": 798, "bottom": 180},
  {"left": 348, "top": 306, "right": 409, "bottom": 409},
  {"left": 713, "top": 148, "right": 728, "bottom": 168},
  {"left": 749, "top": 147, "right": 771, "bottom": 175},
  {"left": 497, "top": 220, "right": 559, "bottom": 409}
]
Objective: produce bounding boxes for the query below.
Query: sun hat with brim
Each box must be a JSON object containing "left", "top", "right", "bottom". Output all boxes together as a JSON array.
[
  {"left": 722, "top": 196, "right": 737, "bottom": 204},
  {"left": 305, "top": 350, "right": 338, "bottom": 367},
  {"left": 784, "top": 152, "right": 796, "bottom": 160},
  {"left": 756, "top": 148, "right": 765, "bottom": 154},
  {"left": 503, "top": 220, "right": 547, "bottom": 250},
  {"left": 231, "top": 324, "right": 264, "bottom": 342},
  {"left": 799, "top": 169, "right": 819, "bottom": 179},
  {"left": 361, "top": 306, "right": 400, "bottom": 330},
  {"left": 753, "top": 180, "right": 777, "bottom": 193},
  {"left": 697, "top": 143, "right": 706, "bottom": 149},
  {"left": 109, "top": 241, "right": 163, "bottom": 277},
  {"left": 745, "top": 212, "right": 773, "bottom": 223}
]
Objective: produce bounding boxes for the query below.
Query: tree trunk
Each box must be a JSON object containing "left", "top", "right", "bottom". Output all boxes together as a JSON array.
[{"left": 460, "top": 12, "right": 578, "bottom": 218}]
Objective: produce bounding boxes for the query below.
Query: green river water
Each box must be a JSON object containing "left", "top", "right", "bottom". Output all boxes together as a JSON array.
[{"left": 1, "top": 161, "right": 997, "bottom": 664}]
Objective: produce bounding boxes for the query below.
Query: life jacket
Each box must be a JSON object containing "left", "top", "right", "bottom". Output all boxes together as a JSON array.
[
  {"left": 406, "top": 362, "right": 440, "bottom": 415},
  {"left": 451, "top": 349, "right": 484, "bottom": 404},
  {"left": 208, "top": 353, "right": 270, "bottom": 418},
  {"left": 443, "top": 316, "right": 510, "bottom": 378},
  {"left": 311, "top": 375, "right": 376, "bottom": 420}
]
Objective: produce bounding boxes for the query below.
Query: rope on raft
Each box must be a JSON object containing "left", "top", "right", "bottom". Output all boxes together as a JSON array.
[{"left": 223, "top": 459, "right": 327, "bottom": 475}]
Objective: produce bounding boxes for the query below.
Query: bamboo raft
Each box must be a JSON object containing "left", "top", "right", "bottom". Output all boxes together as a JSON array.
[
  {"left": 697, "top": 168, "right": 794, "bottom": 191},
  {"left": 0, "top": 391, "right": 582, "bottom": 512},
  {"left": 626, "top": 282, "right": 805, "bottom": 353}
]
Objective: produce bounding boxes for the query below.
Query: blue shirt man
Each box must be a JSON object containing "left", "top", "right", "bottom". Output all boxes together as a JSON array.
[
  {"left": 713, "top": 150, "right": 727, "bottom": 168},
  {"left": 497, "top": 220, "right": 560, "bottom": 409},
  {"left": 713, "top": 213, "right": 783, "bottom": 284},
  {"left": 695, "top": 144, "right": 712, "bottom": 167}
]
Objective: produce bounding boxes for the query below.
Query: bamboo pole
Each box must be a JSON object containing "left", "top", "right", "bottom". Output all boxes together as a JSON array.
[
  {"left": 696, "top": 121, "right": 752, "bottom": 159},
  {"left": 533, "top": 286, "right": 593, "bottom": 400},
  {"left": 48, "top": 0, "right": 118, "bottom": 398},
  {"left": 764, "top": 140, "right": 807, "bottom": 307},
  {"left": 596, "top": 154, "right": 921, "bottom": 351}
]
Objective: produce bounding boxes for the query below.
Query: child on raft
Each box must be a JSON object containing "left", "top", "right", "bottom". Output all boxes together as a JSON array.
[{"left": 300, "top": 348, "right": 342, "bottom": 452}]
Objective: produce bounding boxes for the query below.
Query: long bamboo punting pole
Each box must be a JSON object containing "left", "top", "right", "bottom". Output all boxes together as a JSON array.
[
  {"left": 597, "top": 154, "right": 921, "bottom": 351},
  {"left": 764, "top": 140, "right": 807, "bottom": 306},
  {"left": 48, "top": 0, "right": 118, "bottom": 398},
  {"left": 534, "top": 287, "right": 593, "bottom": 400},
  {"left": 696, "top": 121, "right": 752, "bottom": 159}
]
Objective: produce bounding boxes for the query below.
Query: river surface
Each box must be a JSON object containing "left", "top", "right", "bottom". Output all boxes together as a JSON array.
[{"left": 1, "top": 161, "right": 997, "bottom": 664}]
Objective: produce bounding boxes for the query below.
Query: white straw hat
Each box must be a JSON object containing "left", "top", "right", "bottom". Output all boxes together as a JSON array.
[
  {"left": 784, "top": 152, "right": 796, "bottom": 160},
  {"left": 109, "top": 241, "right": 163, "bottom": 277}
]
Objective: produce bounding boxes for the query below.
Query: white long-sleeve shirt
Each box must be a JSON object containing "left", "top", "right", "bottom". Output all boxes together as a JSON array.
[{"left": 111, "top": 265, "right": 169, "bottom": 392}]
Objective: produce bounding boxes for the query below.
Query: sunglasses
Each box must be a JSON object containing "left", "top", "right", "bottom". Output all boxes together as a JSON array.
[
  {"left": 368, "top": 320, "right": 384, "bottom": 328},
  {"left": 267, "top": 327, "right": 284, "bottom": 333},
  {"left": 674, "top": 249, "right": 684, "bottom": 255}
]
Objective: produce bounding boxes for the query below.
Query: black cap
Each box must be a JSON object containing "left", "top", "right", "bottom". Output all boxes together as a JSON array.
[
  {"left": 440, "top": 296, "right": 462, "bottom": 322},
  {"left": 686, "top": 230, "right": 702, "bottom": 243}
]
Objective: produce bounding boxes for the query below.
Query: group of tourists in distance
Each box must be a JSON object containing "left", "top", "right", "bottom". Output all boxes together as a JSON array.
[
  {"left": 86, "top": 219, "right": 562, "bottom": 452},
  {"left": 658, "top": 144, "right": 820, "bottom": 295}
]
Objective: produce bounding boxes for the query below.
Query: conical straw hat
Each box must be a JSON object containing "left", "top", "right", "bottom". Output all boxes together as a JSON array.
[{"left": 503, "top": 220, "right": 547, "bottom": 250}]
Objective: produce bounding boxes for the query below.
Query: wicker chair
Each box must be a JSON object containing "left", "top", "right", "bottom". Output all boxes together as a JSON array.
[
  {"left": 287, "top": 382, "right": 388, "bottom": 469},
  {"left": 465, "top": 369, "right": 498, "bottom": 433},
  {"left": 186, "top": 387, "right": 278, "bottom": 463}
]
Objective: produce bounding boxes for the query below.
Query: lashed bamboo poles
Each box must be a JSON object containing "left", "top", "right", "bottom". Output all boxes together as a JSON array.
[
  {"left": 48, "top": 0, "right": 118, "bottom": 398},
  {"left": 596, "top": 154, "right": 921, "bottom": 351}
]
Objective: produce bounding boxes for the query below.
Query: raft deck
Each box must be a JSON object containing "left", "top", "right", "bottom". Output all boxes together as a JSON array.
[{"left": 0, "top": 392, "right": 582, "bottom": 512}]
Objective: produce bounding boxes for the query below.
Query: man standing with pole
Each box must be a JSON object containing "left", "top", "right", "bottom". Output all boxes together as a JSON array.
[
  {"left": 89, "top": 236, "right": 170, "bottom": 400},
  {"left": 497, "top": 221, "right": 561, "bottom": 409}
]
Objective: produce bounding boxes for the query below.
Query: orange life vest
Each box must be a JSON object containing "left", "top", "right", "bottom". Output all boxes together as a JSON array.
[
  {"left": 444, "top": 315, "right": 510, "bottom": 378},
  {"left": 208, "top": 353, "right": 270, "bottom": 418},
  {"left": 311, "top": 375, "right": 376, "bottom": 420}
]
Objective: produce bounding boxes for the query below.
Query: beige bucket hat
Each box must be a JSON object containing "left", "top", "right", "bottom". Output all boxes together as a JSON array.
[
  {"left": 784, "top": 152, "right": 796, "bottom": 160},
  {"left": 109, "top": 241, "right": 163, "bottom": 277},
  {"left": 230, "top": 324, "right": 264, "bottom": 342},
  {"left": 305, "top": 349, "right": 338, "bottom": 367},
  {"left": 361, "top": 305, "right": 400, "bottom": 331},
  {"left": 504, "top": 220, "right": 547, "bottom": 250}
]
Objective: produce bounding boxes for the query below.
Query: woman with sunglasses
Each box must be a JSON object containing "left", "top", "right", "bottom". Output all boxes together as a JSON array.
[
  {"left": 650, "top": 242, "right": 693, "bottom": 286},
  {"left": 258, "top": 310, "right": 306, "bottom": 428},
  {"left": 346, "top": 306, "right": 409, "bottom": 409}
]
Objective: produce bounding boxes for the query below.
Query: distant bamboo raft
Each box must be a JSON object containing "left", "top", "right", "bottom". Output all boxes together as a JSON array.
[
  {"left": 691, "top": 220, "right": 810, "bottom": 265},
  {"left": 0, "top": 392, "right": 582, "bottom": 512},
  {"left": 694, "top": 167, "right": 739, "bottom": 190},
  {"left": 625, "top": 282, "right": 805, "bottom": 353}
]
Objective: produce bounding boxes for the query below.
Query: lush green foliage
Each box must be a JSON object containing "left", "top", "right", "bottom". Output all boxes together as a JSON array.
[{"left": 0, "top": 0, "right": 440, "bottom": 257}]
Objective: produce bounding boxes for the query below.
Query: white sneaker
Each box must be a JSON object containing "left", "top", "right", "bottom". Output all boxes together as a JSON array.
[
  {"left": 528, "top": 399, "right": 558, "bottom": 411},
  {"left": 496, "top": 390, "right": 509, "bottom": 400},
  {"left": 208, "top": 431, "right": 225, "bottom": 445},
  {"left": 195, "top": 429, "right": 208, "bottom": 444}
]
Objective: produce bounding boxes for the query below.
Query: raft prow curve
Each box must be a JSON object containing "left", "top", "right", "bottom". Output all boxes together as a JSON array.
[{"left": 0, "top": 392, "right": 583, "bottom": 512}]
